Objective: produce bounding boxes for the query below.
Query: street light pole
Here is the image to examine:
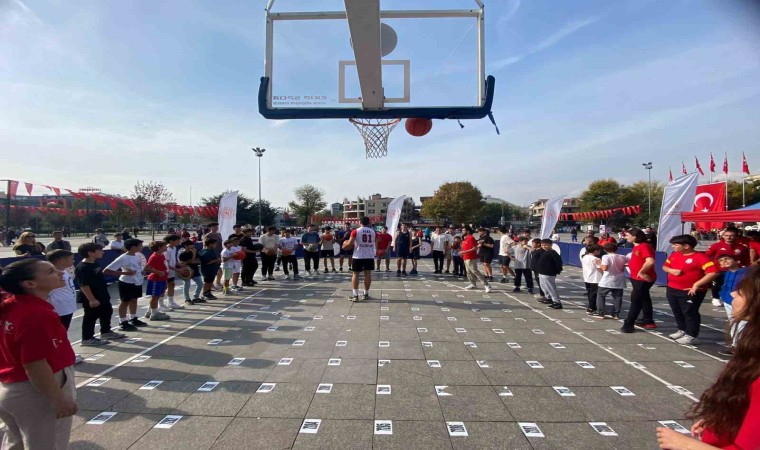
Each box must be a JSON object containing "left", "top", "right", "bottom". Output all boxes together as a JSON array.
[
  {"left": 252, "top": 147, "right": 266, "bottom": 234},
  {"left": 642, "top": 162, "right": 653, "bottom": 226}
]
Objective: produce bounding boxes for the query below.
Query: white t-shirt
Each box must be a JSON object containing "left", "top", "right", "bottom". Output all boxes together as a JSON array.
[
  {"left": 165, "top": 246, "right": 178, "bottom": 277},
  {"left": 231, "top": 245, "right": 242, "bottom": 272},
  {"left": 221, "top": 248, "right": 236, "bottom": 269},
  {"left": 351, "top": 226, "right": 376, "bottom": 260},
  {"left": 499, "top": 235, "right": 514, "bottom": 256},
  {"left": 48, "top": 270, "right": 77, "bottom": 316},
  {"left": 431, "top": 233, "right": 448, "bottom": 252},
  {"left": 599, "top": 253, "right": 627, "bottom": 289},
  {"left": 105, "top": 253, "right": 145, "bottom": 285},
  {"left": 279, "top": 237, "right": 298, "bottom": 252},
  {"left": 581, "top": 253, "right": 602, "bottom": 284},
  {"left": 110, "top": 240, "right": 125, "bottom": 251}
]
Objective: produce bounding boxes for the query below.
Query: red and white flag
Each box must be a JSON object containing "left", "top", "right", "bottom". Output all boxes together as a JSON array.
[
  {"left": 695, "top": 156, "right": 704, "bottom": 176},
  {"left": 723, "top": 153, "right": 728, "bottom": 175},
  {"left": 682, "top": 162, "right": 687, "bottom": 175},
  {"left": 693, "top": 182, "right": 727, "bottom": 231},
  {"left": 742, "top": 152, "right": 750, "bottom": 175},
  {"left": 669, "top": 168, "right": 673, "bottom": 182},
  {"left": 24, "top": 182, "right": 34, "bottom": 196},
  {"left": 7, "top": 180, "right": 19, "bottom": 199},
  {"left": 709, "top": 153, "right": 716, "bottom": 173}
]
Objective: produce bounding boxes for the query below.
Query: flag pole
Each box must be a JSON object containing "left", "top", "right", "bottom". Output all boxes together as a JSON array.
[{"left": 742, "top": 175, "right": 746, "bottom": 208}]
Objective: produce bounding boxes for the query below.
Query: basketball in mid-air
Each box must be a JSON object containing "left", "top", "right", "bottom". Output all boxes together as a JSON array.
[
  {"left": 233, "top": 250, "right": 246, "bottom": 260},
  {"left": 405, "top": 118, "right": 433, "bottom": 137}
]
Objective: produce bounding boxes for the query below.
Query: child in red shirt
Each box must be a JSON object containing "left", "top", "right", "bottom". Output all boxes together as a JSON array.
[
  {"left": 662, "top": 234, "right": 719, "bottom": 345},
  {"left": 0, "top": 259, "right": 78, "bottom": 449},
  {"left": 143, "top": 241, "right": 170, "bottom": 321}
]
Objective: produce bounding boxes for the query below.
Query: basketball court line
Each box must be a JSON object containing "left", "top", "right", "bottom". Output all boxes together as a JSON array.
[{"left": 75, "top": 289, "right": 267, "bottom": 389}]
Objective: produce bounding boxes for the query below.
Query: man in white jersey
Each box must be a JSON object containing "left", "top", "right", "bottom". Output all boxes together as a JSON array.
[{"left": 344, "top": 216, "right": 376, "bottom": 302}]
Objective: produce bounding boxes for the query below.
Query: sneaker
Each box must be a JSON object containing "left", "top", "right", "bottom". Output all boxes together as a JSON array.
[
  {"left": 100, "top": 331, "right": 127, "bottom": 340},
  {"left": 396, "top": 270, "right": 401, "bottom": 277},
  {"left": 348, "top": 295, "right": 359, "bottom": 302},
  {"left": 340, "top": 267, "right": 343, "bottom": 271},
  {"left": 275, "top": 266, "right": 281, "bottom": 272},
  {"left": 484, "top": 284, "right": 492, "bottom": 293},
  {"left": 150, "top": 311, "right": 171, "bottom": 321},
  {"left": 539, "top": 298, "right": 554, "bottom": 305},
  {"left": 119, "top": 321, "right": 139, "bottom": 332},
  {"left": 444, "top": 270, "right": 450, "bottom": 274},
  {"left": 362, "top": 292, "right": 371, "bottom": 300},
  {"left": 465, "top": 284, "right": 476, "bottom": 290},
  {"left": 675, "top": 334, "right": 697, "bottom": 345},
  {"left": 402, "top": 271, "right": 408, "bottom": 276},
  {"left": 144, "top": 310, "right": 151, "bottom": 319},
  {"left": 386, "top": 269, "right": 391, "bottom": 272},
  {"left": 185, "top": 299, "right": 196, "bottom": 305},
  {"left": 642, "top": 323, "right": 658, "bottom": 329},
  {"left": 586, "top": 308, "right": 594, "bottom": 314},
  {"left": 203, "top": 292, "right": 217, "bottom": 300},
  {"left": 500, "top": 277, "right": 507, "bottom": 283},
  {"left": 669, "top": 330, "right": 686, "bottom": 340},
  {"left": 332, "top": 269, "right": 337, "bottom": 273},
  {"left": 612, "top": 314, "right": 620, "bottom": 320},
  {"left": 168, "top": 301, "right": 185, "bottom": 310},
  {"left": 548, "top": 303, "right": 563, "bottom": 309},
  {"left": 620, "top": 324, "right": 635, "bottom": 334},
  {"left": 512, "top": 287, "right": 521, "bottom": 293},
  {"left": 711, "top": 298, "right": 723, "bottom": 307},
  {"left": 81, "top": 338, "right": 110, "bottom": 347},
  {"left": 591, "top": 311, "right": 605, "bottom": 318},
  {"left": 527, "top": 288, "right": 534, "bottom": 295},
  {"left": 194, "top": 297, "right": 207, "bottom": 303},
  {"left": 314, "top": 270, "right": 320, "bottom": 275},
  {"left": 718, "top": 346, "right": 735, "bottom": 357},
  {"left": 158, "top": 306, "right": 174, "bottom": 313},
  {"left": 131, "top": 318, "right": 148, "bottom": 327},
  {"left": 410, "top": 269, "right": 418, "bottom": 275},
  {"left": 75, "top": 354, "right": 84, "bottom": 364},
  {"left": 267, "top": 276, "right": 275, "bottom": 281},
  {"left": 293, "top": 274, "right": 302, "bottom": 280}
]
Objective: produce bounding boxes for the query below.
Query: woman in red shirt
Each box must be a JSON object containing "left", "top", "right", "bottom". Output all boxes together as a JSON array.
[
  {"left": 657, "top": 265, "right": 760, "bottom": 449},
  {"left": 0, "top": 259, "right": 78, "bottom": 449},
  {"left": 623, "top": 228, "right": 658, "bottom": 331}
]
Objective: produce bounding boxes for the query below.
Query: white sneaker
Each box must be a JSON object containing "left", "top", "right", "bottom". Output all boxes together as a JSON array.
[
  {"left": 159, "top": 306, "right": 173, "bottom": 313},
  {"left": 669, "top": 330, "right": 686, "bottom": 340},
  {"left": 711, "top": 298, "right": 723, "bottom": 307},
  {"left": 75, "top": 354, "right": 84, "bottom": 364},
  {"left": 168, "top": 301, "right": 185, "bottom": 310},
  {"left": 675, "top": 334, "right": 697, "bottom": 345},
  {"left": 465, "top": 284, "right": 476, "bottom": 290},
  {"left": 485, "top": 284, "right": 492, "bottom": 293}
]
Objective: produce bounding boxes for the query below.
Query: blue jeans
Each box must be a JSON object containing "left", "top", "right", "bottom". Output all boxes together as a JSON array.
[{"left": 183, "top": 276, "right": 203, "bottom": 300}]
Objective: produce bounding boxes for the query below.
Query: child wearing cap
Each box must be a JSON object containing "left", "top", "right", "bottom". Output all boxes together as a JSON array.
[{"left": 717, "top": 252, "right": 748, "bottom": 355}]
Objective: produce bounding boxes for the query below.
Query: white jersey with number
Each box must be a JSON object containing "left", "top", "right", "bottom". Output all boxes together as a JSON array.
[{"left": 351, "top": 226, "right": 376, "bottom": 260}]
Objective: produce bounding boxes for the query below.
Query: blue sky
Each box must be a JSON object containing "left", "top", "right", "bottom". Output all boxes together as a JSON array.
[{"left": 1, "top": 0, "right": 759, "bottom": 209}]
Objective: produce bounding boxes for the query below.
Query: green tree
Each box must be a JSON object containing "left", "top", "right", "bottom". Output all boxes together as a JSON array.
[
  {"left": 578, "top": 179, "right": 626, "bottom": 212},
  {"left": 621, "top": 181, "right": 664, "bottom": 227},
  {"left": 420, "top": 181, "right": 484, "bottom": 224},
  {"left": 131, "top": 181, "right": 175, "bottom": 239},
  {"left": 474, "top": 203, "right": 505, "bottom": 227},
  {"left": 288, "top": 185, "right": 327, "bottom": 226},
  {"left": 108, "top": 202, "right": 137, "bottom": 229},
  {"left": 201, "top": 193, "right": 277, "bottom": 226},
  {"left": 727, "top": 179, "right": 760, "bottom": 209}
]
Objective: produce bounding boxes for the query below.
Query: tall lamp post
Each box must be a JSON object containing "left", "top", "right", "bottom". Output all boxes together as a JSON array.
[
  {"left": 642, "top": 162, "right": 653, "bottom": 226},
  {"left": 252, "top": 147, "right": 266, "bottom": 234}
]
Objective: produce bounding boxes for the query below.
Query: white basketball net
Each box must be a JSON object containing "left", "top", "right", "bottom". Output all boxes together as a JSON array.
[{"left": 349, "top": 118, "right": 401, "bottom": 159}]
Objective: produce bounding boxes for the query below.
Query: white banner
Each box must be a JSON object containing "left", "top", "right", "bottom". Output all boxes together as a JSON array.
[
  {"left": 540, "top": 195, "right": 566, "bottom": 239},
  {"left": 217, "top": 191, "right": 239, "bottom": 241},
  {"left": 657, "top": 172, "right": 699, "bottom": 253},
  {"left": 385, "top": 195, "right": 407, "bottom": 245}
]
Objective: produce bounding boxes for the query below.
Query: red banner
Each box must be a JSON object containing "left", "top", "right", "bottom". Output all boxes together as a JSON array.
[{"left": 693, "top": 182, "right": 726, "bottom": 232}]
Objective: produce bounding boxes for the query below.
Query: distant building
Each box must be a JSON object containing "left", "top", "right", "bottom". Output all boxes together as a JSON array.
[
  {"left": 342, "top": 194, "right": 415, "bottom": 222},
  {"left": 330, "top": 202, "right": 343, "bottom": 217},
  {"left": 530, "top": 197, "right": 580, "bottom": 218}
]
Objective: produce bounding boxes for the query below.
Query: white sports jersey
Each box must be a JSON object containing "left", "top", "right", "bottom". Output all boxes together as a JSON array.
[{"left": 351, "top": 226, "right": 376, "bottom": 259}]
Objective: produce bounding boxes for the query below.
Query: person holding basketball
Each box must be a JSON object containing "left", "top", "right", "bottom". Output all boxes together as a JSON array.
[
  {"left": 279, "top": 229, "right": 301, "bottom": 280},
  {"left": 320, "top": 227, "right": 337, "bottom": 273},
  {"left": 344, "top": 217, "right": 376, "bottom": 302},
  {"left": 394, "top": 224, "right": 412, "bottom": 277},
  {"left": 337, "top": 222, "right": 353, "bottom": 272},
  {"left": 375, "top": 226, "right": 392, "bottom": 272}
]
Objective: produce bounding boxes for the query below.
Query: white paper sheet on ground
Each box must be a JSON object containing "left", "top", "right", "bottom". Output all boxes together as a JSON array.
[
  {"left": 422, "top": 341, "right": 433, "bottom": 347},
  {"left": 526, "top": 361, "right": 544, "bottom": 369},
  {"left": 140, "top": 380, "right": 163, "bottom": 390},
  {"left": 519, "top": 422, "right": 545, "bottom": 438},
  {"left": 228, "top": 358, "right": 245, "bottom": 365},
  {"left": 87, "top": 412, "right": 117, "bottom": 425},
  {"left": 611, "top": 386, "right": 635, "bottom": 396},
  {"left": 299, "top": 419, "right": 321, "bottom": 434},
  {"left": 131, "top": 356, "right": 150, "bottom": 363},
  {"left": 553, "top": 386, "right": 575, "bottom": 397},
  {"left": 207, "top": 339, "right": 223, "bottom": 345},
  {"left": 674, "top": 361, "right": 695, "bottom": 368},
  {"left": 278, "top": 358, "right": 293, "bottom": 366},
  {"left": 378, "top": 359, "right": 391, "bottom": 367},
  {"left": 257, "top": 383, "right": 276, "bottom": 393},
  {"left": 446, "top": 422, "right": 468, "bottom": 437},
  {"left": 499, "top": 387, "right": 514, "bottom": 396},
  {"left": 376, "top": 385, "right": 391, "bottom": 395},
  {"left": 155, "top": 415, "right": 183, "bottom": 429},
  {"left": 293, "top": 340, "right": 305, "bottom": 346},
  {"left": 316, "top": 383, "right": 333, "bottom": 393},
  {"left": 86, "top": 378, "right": 111, "bottom": 387},
  {"left": 550, "top": 343, "right": 566, "bottom": 349},
  {"left": 427, "top": 360, "right": 442, "bottom": 368},
  {"left": 374, "top": 420, "right": 393, "bottom": 435},
  {"left": 576, "top": 361, "right": 595, "bottom": 369},
  {"left": 417, "top": 328, "right": 428, "bottom": 332},
  {"left": 658, "top": 421, "right": 690, "bottom": 434},
  {"left": 464, "top": 342, "right": 477, "bottom": 348},
  {"left": 590, "top": 422, "right": 618, "bottom": 436},
  {"left": 328, "top": 359, "right": 342, "bottom": 366},
  {"left": 507, "top": 343, "right": 521, "bottom": 349},
  {"left": 379, "top": 341, "right": 390, "bottom": 348},
  {"left": 335, "top": 341, "right": 348, "bottom": 347},
  {"left": 197, "top": 382, "right": 219, "bottom": 392}
]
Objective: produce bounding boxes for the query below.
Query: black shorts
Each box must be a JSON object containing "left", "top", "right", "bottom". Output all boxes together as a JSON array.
[
  {"left": 479, "top": 254, "right": 494, "bottom": 264},
  {"left": 201, "top": 266, "right": 219, "bottom": 283},
  {"left": 352, "top": 258, "right": 375, "bottom": 272},
  {"left": 396, "top": 249, "right": 409, "bottom": 259},
  {"left": 321, "top": 249, "right": 335, "bottom": 257},
  {"left": 410, "top": 250, "right": 420, "bottom": 260},
  {"left": 498, "top": 255, "right": 511, "bottom": 266},
  {"left": 118, "top": 281, "right": 143, "bottom": 301},
  {"left": 167, "top": 277, "right": 175, "bottom": 282},
  {"left": 340, "top": 247, "right": 352, "bottom": 256}
]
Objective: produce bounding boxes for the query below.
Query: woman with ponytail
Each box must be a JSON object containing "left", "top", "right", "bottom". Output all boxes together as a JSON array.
[
  {"left": 657, "top": 265, "right": 760, "bottom": 449},
  {"left": 0, "top": 259, "right": 78, "bottom": 449}
]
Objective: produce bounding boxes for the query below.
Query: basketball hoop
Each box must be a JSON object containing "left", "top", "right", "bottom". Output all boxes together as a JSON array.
[{"left": 349, "top": 118, "right": 401, "bottom": 159}]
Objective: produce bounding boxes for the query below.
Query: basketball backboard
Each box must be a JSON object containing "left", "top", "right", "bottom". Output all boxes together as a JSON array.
[{"left": 259, "top": 0, "right": 494, "bottom": 121}]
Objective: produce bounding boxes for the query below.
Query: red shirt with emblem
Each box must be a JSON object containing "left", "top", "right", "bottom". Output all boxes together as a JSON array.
[
  {"left": 749, "top": 241, "right": 760, "bottom": 264},
  {"left": 705, "top": 241, "right": 750, "bottom": 268},
  {"left": 376, "top": 232, "right": 392, "bottom": 251},
  {"left": 664, "top": 251, "right": 717, "bottom": 291},
  {"left": 628, "top": 242, "right": 656, "bottom": 281},
  {"left": 146, "top": 253, "right": 169, "bottom": 281},
  {"left": 460, "top": 235, "right": 479, "bottom": 261},
  {"left": 0, "top": 294, "right": 75, "bottom": 383}
]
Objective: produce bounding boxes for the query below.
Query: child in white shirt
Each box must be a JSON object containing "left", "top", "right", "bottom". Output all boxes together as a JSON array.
[
  {"left": 595, "top": 242, "right": 627, "bottom": 319},
  {"left": 581, "top": 244, "right": 603, "bottom": 314},
  {"left": 230, "top": 237, "right": 243, "bottom": 291},
  {"left": 220, "top": 240, "right": 236, "bottom": 295},
  {"left": 46, "top": 250, "right": 82, "bottom": 364}
]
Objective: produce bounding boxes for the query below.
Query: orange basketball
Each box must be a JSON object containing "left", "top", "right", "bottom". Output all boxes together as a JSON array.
[
  {"left": 342, "top": 240, "right": 354, "bottom": 251},
  {"left": 233, "top": 250, "right": 246, "bottom": 260},
  {"left": 405, "top": 118, "right": 432, "bottom": 137},
  {"left": 281, "top": 248, "right": 293, "bottom": 256}
]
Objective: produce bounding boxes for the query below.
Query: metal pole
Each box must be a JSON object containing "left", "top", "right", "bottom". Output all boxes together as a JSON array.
[
  {"left": 648, "top": 167, "right": 651, "bottom": 224},
  {"left": 4, "top": 180, "right": 10, "bottom": 233},
  {"left": 258, "top": 156, "right": 262, "bottom": 233},
  {"left": 742, "top": 176, "right": 746, "bottom": 207}
]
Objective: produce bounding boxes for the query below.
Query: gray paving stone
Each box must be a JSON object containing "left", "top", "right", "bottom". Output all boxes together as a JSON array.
[
  {"left": 210, "top": 417, "right": 301, "bottom": 449},
  {"left": 265, "top": 357, "right": 328, "bottom": 383},
  {"left": 377, "top": 359, "right": 434, "bottom": 386},
  {"left": 500, "top": 386, "right": 586, "bottom": 422},
  {"left": 110, "top": 380, "right": 198, "bottom": 414},
  {"left": 74, "top": 377, "right": 142, "bottom": 411},
  {"left": 450, "top": 421, "right": 533, "bottom": 449},
  {"left": 175, "top": 381, "right": 259, "bottom": 416},
  {"left": 321, "top": 358, "right": 377, "bottom": 384},
  {"left": 305, "top": 383, "right": 375, "bottom": 419},
  {"left": 374, "top": 384, "right": 444, "bottom": 421},
  {"left": 69, "top": 411, "right": 163, "bottom": 450},
  {"left": 373, "top": 420, "right": 453, "bottom": 450},
  {"left": 130, "top": 415, "right": 232, "bottom": 450},
  {"left": 330, "top": 340, "right": 379, "bottom": 359},
  {"left": 529, "top": 421, "right": 617, "bottom": 449},
  {"left": 238, "top": 382, "right": 316, "bottom": 418},
  {"left": 437, "top": 385, "right": 513, "bottom": 421},
  {"left": 430, "top": 360, "right": 491, "bottom": 385},
  {"left": 378, "top": 340, "right": 426, "bottom": 359},
  {"left": 292, "top": 419, "right": 374, "bottom": 449},
  {"left": 481, "top": 360, "right": 548, "bottom": 386}
]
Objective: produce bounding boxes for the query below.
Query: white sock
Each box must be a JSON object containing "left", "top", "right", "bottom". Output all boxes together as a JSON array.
[
  {"left": 168, "top": 296, "right": 174, "bottom": 302},
  {"left": 363, "top": 290, "right": 368, "bottom": 295},
  {"left": 119, "top": 316, "right": 128, "bottom": 323},
  {"left": 151, "top": 308, "right": 158, "bottom": 314},
  {"left": 352, "top": 289, "right": 359, "bottom": 296}
]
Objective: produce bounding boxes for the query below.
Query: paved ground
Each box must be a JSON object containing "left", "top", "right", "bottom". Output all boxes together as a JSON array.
[{"left": 56, "top": 258, "right": 731, "bottom": 450}]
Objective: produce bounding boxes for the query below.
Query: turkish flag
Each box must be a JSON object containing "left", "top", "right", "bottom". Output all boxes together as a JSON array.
[
  {"left": 695, "top": 157, "right": 704, "bottom": 176},
  {"left": 723, "top": 154, "right": 728, "bottom": 175},
  {"left": 742, "top": 152, "right": 750, "bottom": 175},
  {"left": 693, "top": 182, "right": 727, "bottom": 231},
  {"left": 682, "top": 162, "right": 687, "bottom": 175},
  {"left": 669, "top": 168, "right": 673, "bottom": 182},
  {"left": 709, "top": 153, "right": 715, "bottom": 173}
]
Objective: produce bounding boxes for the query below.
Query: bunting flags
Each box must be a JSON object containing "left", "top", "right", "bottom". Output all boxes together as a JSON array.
[
  {"left": 7, "top": 181, "right": 19, "bottom": 199},
  {"left": 742, "top": 152, "right": 750, "bottom": 175},
  {"left": 695, "top": 156, "right": 704, "bottom": 176},
  {"left": 669, "top": 168, "right": 673, "bottom": 182},
  {"left": 709, "top": 153, "right": 716, "bottom": 173},
  {"left": 24, "top": 182, "right": 34, "bottom": 196},
  {"left": 682, "top": 162, "right": 687, "bottom": 175},
  {"left": 559, "top": 205, "right": 642, "bottom": 221}
]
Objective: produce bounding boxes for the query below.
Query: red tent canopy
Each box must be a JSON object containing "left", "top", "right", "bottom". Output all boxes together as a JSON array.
[{"left": 681, "top": 202, "right": 760, "bottom": 223}]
